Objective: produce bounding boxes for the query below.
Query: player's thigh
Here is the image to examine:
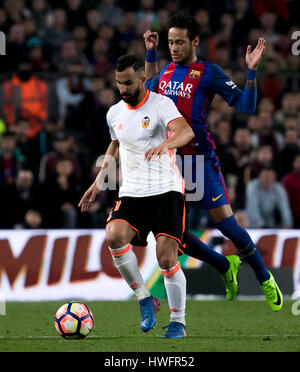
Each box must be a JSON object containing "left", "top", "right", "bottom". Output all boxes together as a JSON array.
[
  {"left": 152, "top": 191, "right": 186, "bottom": 268},
  {"left": 106, "top": 197, "right": 149, "bottom": 247},
  {"left": 106, "top": 219, "right": 137, "bottom": 249},
  {"left": 152, "top": 191, "right": 186, "bottom": 243},
  {"left": 156, "top": 235, "right": 179, "bottom": 270}
]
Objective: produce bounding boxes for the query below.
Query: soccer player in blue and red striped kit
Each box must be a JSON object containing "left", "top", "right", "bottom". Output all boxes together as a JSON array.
[{"left": 144, "top": 13, "right": 282, "bottom": 312}]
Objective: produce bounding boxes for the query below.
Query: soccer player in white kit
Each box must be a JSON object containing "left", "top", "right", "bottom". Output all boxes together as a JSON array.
[{"left": 79, "top": 55, "right": 194, "bottom": 338}]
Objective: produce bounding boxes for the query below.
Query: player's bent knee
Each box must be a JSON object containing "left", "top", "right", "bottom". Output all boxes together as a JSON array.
[
  {"left": 156, "top": 235, "right": 179, "bottom": 270},
  {"left": 106, "top": 228, "right": 129, "bottom": 249},
  {"left": 158, "top": 257, "right": 176, "bottom": 271},
  {"left": 106, "top": 220, "right": 135, "bottom": 249}
]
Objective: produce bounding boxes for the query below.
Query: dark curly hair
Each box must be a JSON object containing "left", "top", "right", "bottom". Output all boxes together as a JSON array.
[
  {"left": 167, "top": 13, "right": 201, "bottom": 41},
  {"left": 116, "top": 55, "right": 145, "bottom": 73}
]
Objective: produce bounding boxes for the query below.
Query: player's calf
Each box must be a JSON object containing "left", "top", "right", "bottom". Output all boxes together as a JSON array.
[{"left": 157, "top": 235, "right": 187, "bottom": 334}]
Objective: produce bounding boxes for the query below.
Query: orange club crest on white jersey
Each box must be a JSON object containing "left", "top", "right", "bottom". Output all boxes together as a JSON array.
[{"left": 142, "top": 116, "right": 150, "bottom": 128}]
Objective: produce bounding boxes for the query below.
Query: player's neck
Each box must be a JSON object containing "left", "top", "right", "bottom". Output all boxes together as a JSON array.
[
  {"left": 126, "top": 87, "right": 149, "bottom": 109},
  {"left": 188, "top": 52, "right": 198, "bottom": 64},
  {"left": 176, "top": 54, "right": 197, "bottom": 66},
  {"left": 138, "top": 87, "right": 147, "bottom": 104}
]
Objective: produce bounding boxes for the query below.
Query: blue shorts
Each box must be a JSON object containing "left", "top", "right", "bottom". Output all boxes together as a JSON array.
[{"left": 180, "top": 153, "right": 229, "bottom": 210}]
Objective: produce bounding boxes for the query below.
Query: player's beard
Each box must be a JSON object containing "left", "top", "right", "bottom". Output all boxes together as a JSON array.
[{"left": 121, "top": 87, "right": 140, "bottom": 106}]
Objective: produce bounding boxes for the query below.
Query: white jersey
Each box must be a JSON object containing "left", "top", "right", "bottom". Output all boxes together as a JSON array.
[{"left": 107, "top": 90, "right": 185, "bottom": 198}]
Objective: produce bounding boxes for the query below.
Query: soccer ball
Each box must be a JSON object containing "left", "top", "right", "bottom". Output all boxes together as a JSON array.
[{"left": 54, "top": 302, "right": 94, "bottom": 339}]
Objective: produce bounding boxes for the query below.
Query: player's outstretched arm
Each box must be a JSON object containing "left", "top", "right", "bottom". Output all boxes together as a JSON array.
[
  {"left": 78, "top": 141, "right": 119, "bottom": 212},
  {"left": 143, "top": 29, "right": 159, "bottom": 79},
  {"left": 234, "top": 37, "right": 266, "bottom": 114},
  {"left": 145, "top": 118, "right": 194, "bottom": 162}
]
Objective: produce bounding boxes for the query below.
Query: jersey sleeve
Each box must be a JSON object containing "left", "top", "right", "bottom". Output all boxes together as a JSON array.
[
  {"left": 157, "top": 95, "right": 183, "bottom": 128},
  {"left": 210, "top": 63, "right": 243, "bottom": 106},
  {"left": 106, "top": 109, "right": 118, "bottom": 142},
  {"left": 145, "top": 73, "right": 160, "bottom": 93}
]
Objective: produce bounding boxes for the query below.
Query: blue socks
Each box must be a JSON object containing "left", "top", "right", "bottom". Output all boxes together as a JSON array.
[
  {"left": 185, "top": 233, "right": 229, "bottom": 274},
  {"left": 215, "top": 216, "right": 269, "bottom": 283},
  {"left": 184, "top": 217, "right": 269, "bottom": 284}
]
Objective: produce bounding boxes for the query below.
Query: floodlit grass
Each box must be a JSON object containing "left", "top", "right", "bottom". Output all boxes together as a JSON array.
[{"left": 0, "top": 300, "right": 299, "bottom": 352}]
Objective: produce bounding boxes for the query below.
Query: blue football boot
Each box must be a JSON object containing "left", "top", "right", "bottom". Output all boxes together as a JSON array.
[
  {"left": 139, "top": 295, "right": 156, "bottom": 332},
  {"left": 162, "top": 321, "right": 186, "bottom": 338}
]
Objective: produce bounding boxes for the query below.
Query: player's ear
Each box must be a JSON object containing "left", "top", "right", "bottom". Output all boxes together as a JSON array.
[
  {"left": 138, "top": 72, "right": 146, "bottom": 85},
  {"left": 193, "top": 35, "right": 200, "bottom": 48},
  {"left": 136, "top": 67, "right": 146, "bottom": 85}
]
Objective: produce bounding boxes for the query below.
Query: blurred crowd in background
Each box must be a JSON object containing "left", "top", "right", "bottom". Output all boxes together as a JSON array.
[{"left": 0, "top": 0, "right": 299, "bottom": 231}]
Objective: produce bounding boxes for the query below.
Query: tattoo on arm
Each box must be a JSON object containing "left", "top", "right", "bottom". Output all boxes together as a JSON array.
[{"left": 246, "top": 79, "right": 257, "bottom": 89}]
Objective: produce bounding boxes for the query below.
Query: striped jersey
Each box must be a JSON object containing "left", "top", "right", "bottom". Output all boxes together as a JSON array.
[
  {"left": 106, "top": 90, "right": 185, "bottom": 198},
  {"left": 145, "top": 61, "right": 243, "bottom": 155}
]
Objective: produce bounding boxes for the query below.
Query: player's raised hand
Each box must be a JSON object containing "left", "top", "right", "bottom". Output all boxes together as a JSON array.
[
  {"left": 78, "top": 182, "right": 100, "bottom": 212},
  {"left": 143, "top": 29, "right": 159, "bottom": 50},
  {"left": 144, "top": 142, "right": 169, "bottom": 162},
  {"left": 246, "top": 37, "right": 266, "bottom": 70}
]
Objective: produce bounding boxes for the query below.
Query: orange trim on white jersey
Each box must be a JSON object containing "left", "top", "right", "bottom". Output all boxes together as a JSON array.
[
  {"left": 126, "top": 89, "right": 150, "bottom": 110},
  {"left": 167, "top": 117, "right": 183, "bottom": 128},
  {"left": 166, "top": 140, "right": 185, "bottom": 196}
]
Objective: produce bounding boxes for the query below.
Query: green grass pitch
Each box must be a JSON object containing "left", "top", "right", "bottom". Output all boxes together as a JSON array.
[{"left": 0, "top": 299, "right": 299, "bottom": 352}]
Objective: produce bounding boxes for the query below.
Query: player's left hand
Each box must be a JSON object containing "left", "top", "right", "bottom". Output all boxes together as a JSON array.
[
  {"left": 246, "top": 37, "right": 266, "bottom": 71},
  {"left": 144, "top": 142, "right": 169, "bottom": 162},
  {"left": 78, "top": 182, "right": 100, "bottom": 212}
]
